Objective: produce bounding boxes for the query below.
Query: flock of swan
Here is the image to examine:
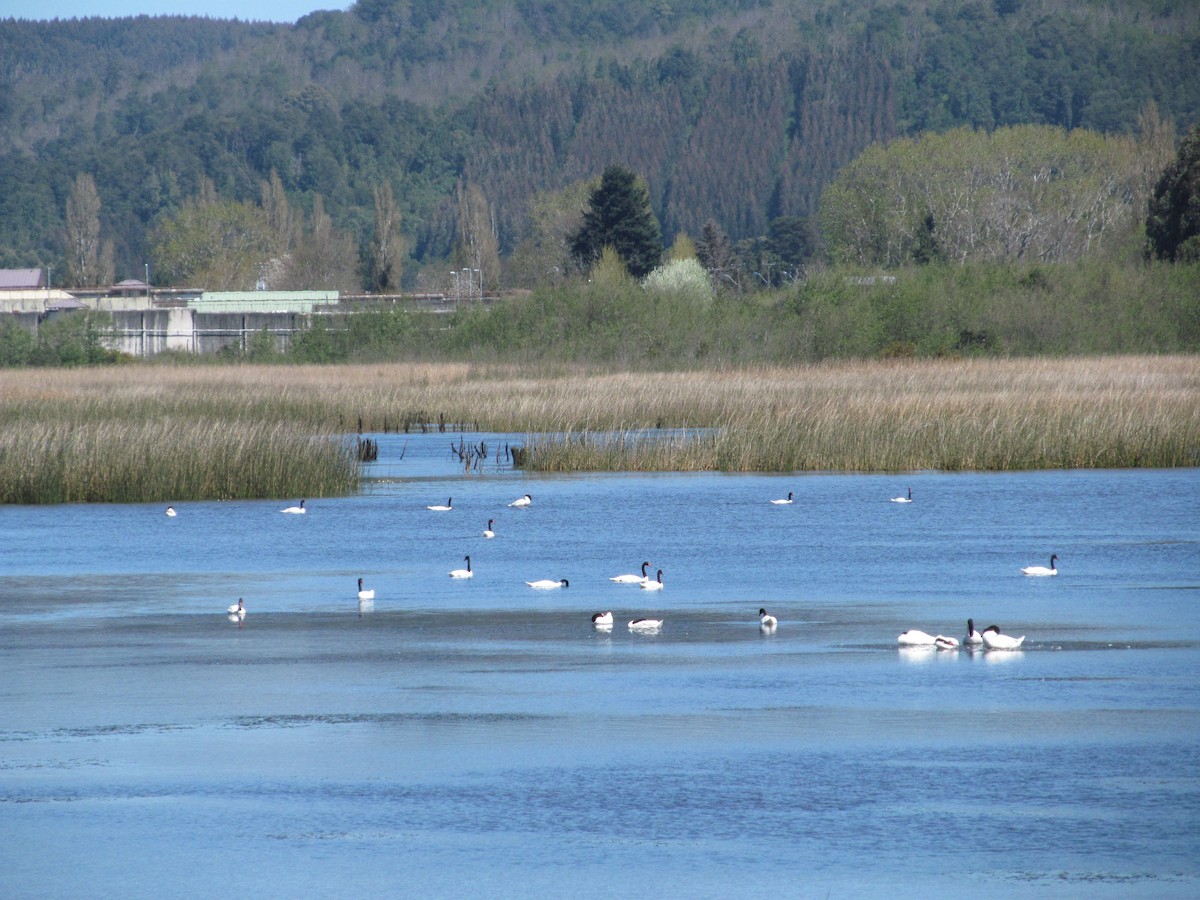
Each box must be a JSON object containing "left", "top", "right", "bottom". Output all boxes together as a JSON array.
[
  {"left": 898, "top": 618, "right": 1025, "bottom": 651},
  {"left": 204, "top": 489, "right": 1055, "bottom": 643}
]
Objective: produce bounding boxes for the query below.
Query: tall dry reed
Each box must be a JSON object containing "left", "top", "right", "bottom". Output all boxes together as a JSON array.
[{"left": 0, "top": 357, "right": 1195, "bottom": 501}]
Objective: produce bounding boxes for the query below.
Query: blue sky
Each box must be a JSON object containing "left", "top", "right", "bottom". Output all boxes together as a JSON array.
[{"left": 2, "top": 0, "right": 350, "bottom": 23}]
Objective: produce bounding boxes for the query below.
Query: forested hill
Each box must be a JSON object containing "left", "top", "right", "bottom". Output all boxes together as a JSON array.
[{"left": 2, "top": 0, "right": 1199, "bottom": 285}]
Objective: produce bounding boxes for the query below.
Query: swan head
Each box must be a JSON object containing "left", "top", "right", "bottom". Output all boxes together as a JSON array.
[
  {"left": 358, "top": 578, "right": 363, "bottom": 590},
  {"left": 561, "top": 578, "right": 569, "bottom": 588},
  {"left": 759, "top": 608, "right": 769, "bottom": 617},
  {"left": 983, "top": 625, "right": 1001, "bottom": 635}
]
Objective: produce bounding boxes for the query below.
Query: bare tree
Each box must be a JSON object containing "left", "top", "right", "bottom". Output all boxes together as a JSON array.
[
  {"left": 370, "top": 182, "right": 405, "bottom": 293},
  {"left": 455, "top": 177, "right": 500, "bottom": 295},
  {"left": 63, "top": 173, "right": 113, "bottom": 287}
]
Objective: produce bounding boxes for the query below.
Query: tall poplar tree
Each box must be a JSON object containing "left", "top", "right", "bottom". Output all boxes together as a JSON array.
[
  {"left": 370, "top": 182, "right": 405, "bottom": 293},
  {"left": 570, "top": 165, "right": 662, "bottom": 279},
  {"left": 63, "top": 173, "right": 114, "bottom": 287}
]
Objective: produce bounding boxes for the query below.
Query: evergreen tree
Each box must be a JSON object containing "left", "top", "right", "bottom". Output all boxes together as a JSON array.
[
  {"left": 1147, "top": 125, "right": 1200, "bottom": 263},
  {"left": 570, "top": 165, "right": 662, "bottom": 279}
]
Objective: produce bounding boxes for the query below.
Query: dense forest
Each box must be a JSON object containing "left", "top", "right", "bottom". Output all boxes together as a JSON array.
[{"left": 1, "top": 0, "right": 1199, "bottom": 292}]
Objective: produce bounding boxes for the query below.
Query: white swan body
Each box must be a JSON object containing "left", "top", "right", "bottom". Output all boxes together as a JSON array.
[
  {"left": 891, "top": 488, "right": 913, "bottom": 503},
  {"left": 227, "top": 598, "right": 245, "bottom": 616},
  {"left": 509, "top": 494, "right": 532, "bottom": 508},
  {"left": 640, "top": 569, "right": 664, "bottom": 591},
  {"left": 1021, "top": 554, "right": 1058, "bottom": 576},
  {"left": 611, "top": 561, "right": 651, "bottom": 584},
  {"left": 964, "top": 618, "right": 984, "bottom": 646},
  {"left": 165, "top": 506, "right": 177, "bottom": 517},
  {"left": 356, "top": 578, "right": 375, "bottom": 600},
  {"left": 934, "top": 635, "right": 959, "bottom": 650},
  {"left": 591, "top": 611, "right": 614, "bottom": 627},
  {"left": 281, "top": 499, "right": 306, "bottom": 514},
  {"left": 449, "top": 555, "right": 474, "bottom": 579},
  {"left": 897, "top": 629, "right": 938, "bottom": 646},
  {"left": 427, "top": 497, "right": 453, "bottom": 511},
  {"left": 629, "top": 618, "right": 663, "bottom": 632},
  {"left": 770, "top": 492, "right": 794, "bottom": 505},
  {"left": 526, "top": 578, "right": 569, "bottom": 589},
  {"left": 483, "top": 519, "right": 495, "bottom": 539},
  {"left": 759, "top": 608, "right": 778, "bottom": 631},
  {"left": 982, "top": 625, "right": 1025, "bottom": 650}
]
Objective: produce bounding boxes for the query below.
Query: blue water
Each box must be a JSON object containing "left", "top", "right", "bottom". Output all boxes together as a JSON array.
[{"left": 2, "top": 432, "right": 1198, "bottom": 898}]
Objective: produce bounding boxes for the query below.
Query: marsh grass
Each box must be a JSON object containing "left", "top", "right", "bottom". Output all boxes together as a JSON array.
[
  {"left": 0, "top": 357, "right": 1195, "bottom": 502},
  {"left": 0, "top": 418, "right": 359, "bottom": 504}
]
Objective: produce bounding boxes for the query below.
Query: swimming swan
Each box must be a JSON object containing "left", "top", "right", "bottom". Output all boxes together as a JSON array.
[
  {"left": 964, "top": 618, "right": 984, "bottom": 646},
  {"left": 934, "top": 635, "right": 960, "bottom": 650},
  {"left": 891, "top": 488, "right": 913, "bottom": 503},
  {"left": 449, "top": 555, "right": 474, "bottom": 579},
  {"left": 227, "top": 598, "right": 245, "bottom": 616},
  {"left": 509, "top": 494, "right": 532, "bottom": 508},
  {"left": 628, "top": 618, "right": 663, "bottom": 632},
  {"left": 427, "top": 497, "right": 453, "bottom": 511},
  {"left": 611, "top": 561, "right": 651, "bottom": 584},
  {"left": 1021, "top": 554, "right": 1058, "bottom": 576},
  {"left": 165, "top": 506, "right": 177, "bottom": 517},
  {"left": 357, "top": 578, "right": 375, "bottom": 600},
  {"left": 897, "top": 629, "right": 938, "bottom": 646},
  {"left": 591, "top": 611, "right": 614, "bottom": 627},
  {"left": 640, "top": 569, "right": 664, "bottom": 591},
  {"left": 483, "top": 519, "right": 495, "bottom": 539},
  {"left": 981, "top": 625, "right": 1025, "bottom": 650},
  {"left": 281, "top": 500, "right": 306, "bottom": 514},
  {"left": 526, "top": 578, "right": 569, "bottom": 589},
  {"left": 759, "top": 608, "right": 778, "bottom": 630},
  {"left": 770, "top": 492, "right": 795, "bottom": 505}
]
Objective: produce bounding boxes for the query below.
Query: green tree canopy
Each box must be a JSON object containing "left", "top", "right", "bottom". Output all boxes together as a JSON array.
[
  {"left": 570, "top": 165, "right": 663, "bottom": 279},
  {"left": 1147, "top": 124, "right": 1200, "bottom": 263}
]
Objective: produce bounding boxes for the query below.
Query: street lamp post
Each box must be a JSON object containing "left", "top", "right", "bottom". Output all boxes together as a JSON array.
[
  {"left": 451, "top": 271, "right": 459, "bottom": 302},
  {"left": 473, "top": 268, "right": 481, "bottom": 301}
]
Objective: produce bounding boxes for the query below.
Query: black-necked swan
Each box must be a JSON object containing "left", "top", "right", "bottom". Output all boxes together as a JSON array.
[
  {"left": 759, "top": 608, "right": 778, "bottom": 630},
  {"left": 526, "top": 578, "right": 568, "bottom": 589},
  {"left": 964, "top": 618, "right": 984, "bottom": 646},
  {"left": 629, "top": 618, "right": 663, "bottom": 632},
  {"left": 282, "top": 499, "right": 306, "bottom": 514},
  {"left": 770, "top": 492, "right": 795, "bottom": 505},
  {"left": 591, "top": 611, "right": 614, "bottom": 627},
  {"left": 483, "top": 519, "right": 495, "bottom": 538},
  {"left": 509, "top": 494, "right": 532, "bottom": 508},
  {"left": 449, "top": 555, "right": 473, "bottom": 579},
  {"left": 227, "top": 598, "right": 245, "bottom": 616},
  {"left": 611, "top": 561, "right": 651, "bottom": 584},
  {"left": 891, "top": 488, "right": 913, "bottom": 503},
  {"left": 165, "top": 506, "right": 177, "bottom": 517},
  {"left": 1021, "top": 554, "right": 1058, "bottom": 576},
  {"left": 640, "top": 569, "right": 664, "bottom": 591},
  {"left": 934, "top": 635, "right": 959, "bottom": 650},
  {"left": 981, "top": 624, "right": 1025, "bottom": 650},
  {"left": 357, "top": 578, "right": 375, "bottom": 600},
  {"left": 427, "top": 497, "right": 453, "bottom": 511}
]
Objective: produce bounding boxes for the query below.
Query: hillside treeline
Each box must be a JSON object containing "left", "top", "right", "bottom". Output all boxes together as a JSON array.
[{"left": 1, "top": 0, "right": 1198, "bottom": 287}]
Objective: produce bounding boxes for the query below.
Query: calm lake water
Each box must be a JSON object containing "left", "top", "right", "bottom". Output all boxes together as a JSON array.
[{"left": 2, "top": 432, "right": 1198, "bottom": 898}]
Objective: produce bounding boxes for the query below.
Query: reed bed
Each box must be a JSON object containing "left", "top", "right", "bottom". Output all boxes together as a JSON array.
[
  {"left": 0, "top": 418, "right": 359, "bottom": 504},
  {"left": 0, "top": 356, "right": 1195, "bottom": 502}
]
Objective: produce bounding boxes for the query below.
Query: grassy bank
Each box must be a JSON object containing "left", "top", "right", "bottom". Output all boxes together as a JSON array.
[{"left": 0, "top": 356, "right": 1195, "bottom": 502}]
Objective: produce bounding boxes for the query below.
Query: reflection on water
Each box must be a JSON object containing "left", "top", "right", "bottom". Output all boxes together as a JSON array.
[{"left": 1, "top": 443, "right": 1198, "bottom": 897}]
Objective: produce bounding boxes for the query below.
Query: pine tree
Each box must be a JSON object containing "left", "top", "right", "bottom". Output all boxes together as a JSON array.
[
  {"left": 1146, "top": 124, "right": 1200, "bottom": 262},
  {"left": 570, "top": 165, "right": 662, "bottom": 279}
]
